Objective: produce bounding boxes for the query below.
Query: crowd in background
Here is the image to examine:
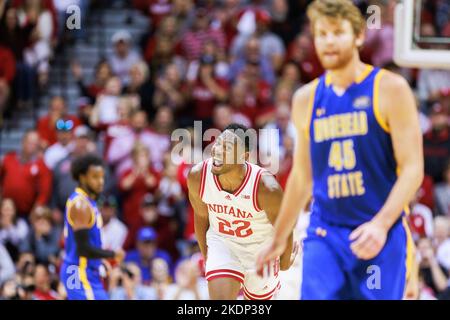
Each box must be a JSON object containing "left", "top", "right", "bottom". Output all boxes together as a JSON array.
[{"left": 0, "top": 0, "right": 449, "bottom": 300}]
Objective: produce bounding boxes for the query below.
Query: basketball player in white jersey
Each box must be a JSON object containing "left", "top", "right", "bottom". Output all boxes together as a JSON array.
[{"left": 187, "top": 124, "right": 297, "bottom": 300}]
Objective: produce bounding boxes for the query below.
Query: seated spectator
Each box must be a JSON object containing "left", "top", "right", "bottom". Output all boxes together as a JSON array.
[
  {"left": 423, "top": 103, "right": 449, "bottom": 183},
  {"left": 32, "top": 264, "right": 60, "bottom": 300},
  {"left": 152, "top": 63, "right": 186, "bottom": 116},
  {"left": 0, "top": 198, "right": 29, "bottom": 261},
  {"left": 163, "top": 259, "right": 208, "bottom": 300},
  {"left": 20, "top": 206, "right": 61, "bottom": 265},
  {"left": 37, "top": 96, "right": 81, "bottom": 149},
  {"left": 119, "top": 142, "right": 160, "bottom": 233},
  {"left": 417, "top": 237, "right": 449, "bottom": 299},
  {"left": 149, "top": 257, "right": 171, "bottom": 300},
  {"left": 123, "top": 61, "right": 154, "bottom": 113},
  {"left": 109, "top": 262, "right": 157, "bottom": 300},
  {"left": 435, "top": 159, "right": 450, "bottom": 217},
  {"left": 44, "top": 117, "right": 75, "bottom": 170},
  {"left": 434, "top": 216, "right": 450, "bottom": 271},
  {"left": 0, "top": 45, "right": 16, "bottom": 123},
  {"left": 71, "top": 59, "right": 113, "bottom": 104},
  {"left": 90, "top": 76, "right": 123, "bottom": 128},
  {"left": 125, "top": 227, "right": 172, "bottom": 285},
  {"left": 0, "top": 243, "right": 15, "bottom": 287},
  {"left": 151, "top": 106, "right": 175, "bottom": 135},
  {"left": 0, "top": 130, "right": 52, "bottom": 217},
  {"left": 107, "top": 30, "right": 142, "bottom": 86},
  {"left": 107, "top": 110, "right": 171, "bottom": 176},
  {"left": 99, "top": 195, "right": 128, "bottom": 252}
]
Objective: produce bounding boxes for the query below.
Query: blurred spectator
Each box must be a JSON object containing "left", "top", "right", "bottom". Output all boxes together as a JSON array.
[
  {"left": 408, "top": 191, "right": 434, "bottom": 241},
  {"left": 133, "top": 0, "right": 172, "bottom": 30},
  {"left": 98, "top": 195, "right": 128, "bottom": 252},
  {"left": 90, "top": 76, "right": 123, "bottom": 127},
  {"left": 43, "top": 118, "right": 75, "bottom": 170},
  {"left": 107, "top": 30, "right": 142, "bottom": 86},
  {"left": 19, "top": 206, "right": 61, "bottom": 264},
  {"left": 435, "top": 159, "right": 450, "bottom": 217},
  {"left": 433, "top": 216, "right": 450, "bottom": 271},
  {"left": 71, "top": 60, "right": 113, "bottom": 104},
  {"left": 18, "top": 0, "right": 54, "bottom": 88},
  {"left": 231, "top": 9, "right": 285, "bottom": 71},
  {"left": 179, "top": 7, "right": 225, "bottom": 61},
  {"left": 0, "top": 198, "right": 29, "bottom": 261},
  {"left": 125, "top": 227, "right": 172, "bottom": 284},
  {"left": 0, "top": 45, "right": 16, "bottom": 122},
  {"left": 228, "top": 36, "right": 275, "bottom": 85},
  {"left": 423, "top": 103, "right": 449, "bottom": 183},
  {"left": 32, "top": 264, "right": 59, "bottom": 300},
  {"left": 163, "top": 259, "right": 208, "bottom": 300},
  {"left": 418, "top": 69, "right": 450, "bottom": 106},
  {"left": 0, "top": 130, "right": 52, "bottom": 217},
  {"left": 37, "top": 96, "right": 81, "bottom": 149},
  {"left": 0, "top": 243, "right": 15, "bottom": 286},
  {"left": 185, "top": 54, "right": 228, "bottom": 124},
  {"left": 211, "top": 103, "right": 241, "bottom": 132},
  {"left": 123, "top": 60, "right": 154, "bottom": 113},
  {"left": 149, "top": 257, "right": 171, "bottom": 299},
  {"left": 107, "top": 110, "right": 171, "bottom": 176},
  {"left": 280, "top": 61, "right": 302, "bottom": 90},
  {"left": 109, "top": 262, "right": 157, "bottom": 300},
  {"left": 152, "top": 63, "right": 185, "bottom": 116},
  {"left": 417, "top": 174, "right": 435, "bottom": 211},
  {"left": 417, "top": 237, "right": 449, "bottom": 299},
  {"left": 151, "top": 106, "right": 175, "bottom": 135},
  {"left": 119, "top": 142, "right": 160, "bottom": 233}
]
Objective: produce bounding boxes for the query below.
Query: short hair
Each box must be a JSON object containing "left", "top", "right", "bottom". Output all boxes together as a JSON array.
[
  {"left": 71, "top": 153, "right": 104, "bottom": 182},
  {"left": 307, "top": 0, "right": 366, "bottom": 37},
  {"left": 223, "top": 123, "right": 251, "bottom": 152}
]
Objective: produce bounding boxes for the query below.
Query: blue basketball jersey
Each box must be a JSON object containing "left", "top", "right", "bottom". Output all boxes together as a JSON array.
[
  {"left": 306, "top": 65, "right": 403, "bottom": 227},
  {"left": 63, "top": 187, "right": 103, "bottom": 269}
]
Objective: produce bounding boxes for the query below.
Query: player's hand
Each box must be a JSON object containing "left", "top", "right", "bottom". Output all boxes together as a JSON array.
[
  {"left": 114, "top": 249, "right": 125, "bottom": 263},
  {"left": 256, "top": 238, "right": 287, "bottom": 277},
  {"left": 349, "top": 220, "right": 388, "bottom": 260}
]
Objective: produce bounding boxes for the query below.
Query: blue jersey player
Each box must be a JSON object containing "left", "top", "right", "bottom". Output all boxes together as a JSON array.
[
  {"left": 257, "top": 0, "right": 423, "bottom": 299},
  {"left": 60, "top": 154, "right": 124, "bottom": 300}
]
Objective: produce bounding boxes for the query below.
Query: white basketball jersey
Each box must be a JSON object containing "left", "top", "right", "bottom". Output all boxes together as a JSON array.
[{"left": 199, "top": 158, "right": 274, "bottom": 245}]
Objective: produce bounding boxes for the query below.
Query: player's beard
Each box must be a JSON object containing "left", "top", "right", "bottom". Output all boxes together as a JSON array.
[
  {"left": 318, "top": 46, "right": 355, "bottom": 71},
  {"left": 83, "top": 183, "right": 101, "bottom": 199}
]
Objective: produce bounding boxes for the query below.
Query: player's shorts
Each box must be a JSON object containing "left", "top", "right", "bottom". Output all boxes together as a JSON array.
[
  {"left": 60, "top": 261, "right": 109, "bottom": 300},
  {"left": 301, "top": 214, "right": 413, "bottom": 300},
  {"left": 204, "top": 230, "right": 280, "bottom": 300}
]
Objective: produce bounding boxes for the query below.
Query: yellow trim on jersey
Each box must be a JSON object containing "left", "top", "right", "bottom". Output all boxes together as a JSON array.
[
  {"left": 325, "top": 72, "right": 331, "bottom": 87},
  {"left": 373, "top": 69, "right": 390, "bottom": 133},
  {"left": 304, "top": 79, "right": 320, "bottom": 139},
  {"left": 355, "top": 64, "right": 374, "bottom": 84},
  {"left": 402, "top": 218, "right": 415, "bottom": 281},
  {"left": 79, "top": 257, "right": 94, "bottom": 300}
]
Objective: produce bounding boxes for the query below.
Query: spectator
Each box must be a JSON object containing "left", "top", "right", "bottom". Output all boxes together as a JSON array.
[
  {"left": 71, "top": 60, "right": 113, "bottom": 104},
  {"left": 152, "top": 63, "right": 185, "bottom": 116},
  {"left": 107, "top": 30, "right": 142, "bottom": 86},
  {"left": 0, "top": 198, "right": 29, "bottom": 261},
  {"left": 125, "top": 227, "right": 172, "bottom": 285},
  {"left": 119, "top": 142, "right": 160, "bottom": 233},
  {"left": 109, "top": 262, "right": 157, "bottom": 300},
  {"left": 149, "top": 257, "right": 171, "bottom": 300},
  {"left": 90, "top": 76, "right": 123, "bottom": 128},
  {"left": 408, "top": 191, "right": 435, "bottom": 241},
  {"left": 179, "top": 7, "right": 226, "bottom": 61},
  {"left": 99, "top": 194, "right": 128, "bottom": 252},
  {"left": 43, "top": 117, "right": 75, "bottom": 170},
  {"left": 32, "top": 264, "right": 59, "bottom": 300},
  {"left": 0, "top": 243, "right": 15, "bottom": 286},
  {"left": 418, "top": 69, "right": 450, "bottom": 106},
  {"left": 152, "top": 106, "right": 175, "bottom": 135},
  {"left": 123, "top": 60, "right": 154, "bottom": 114},
  {"left": 19, "top": 206, "right": 61, "bottom": 264},
  {"left": 107, "top": 110, "right": 171, "bottom": 176},
  {"left": 423, "top": 103, "right": 450, "bottom": 183},
  {"left": 434, "top": 216, "right": 450, "bottom": 271},
  {"left": 37, "top": 96, "right": 81, "bottom": 149},
  {"left": 0, "top": 45, "right": 16, "bottom": 122},
  {"left": 0, "top": 130, "right": 52, "bottom": 217},
  {"left": 435, "top": 159, "right": 450, "bottom": 217},
  {"left": 163, "top": 259, "right": 208, "bottom": 300},
  {"left": 133, "top": 0, "right": 172, "bottom": 30}
]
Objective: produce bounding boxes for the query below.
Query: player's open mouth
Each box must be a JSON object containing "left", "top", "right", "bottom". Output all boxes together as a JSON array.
[{"left": 212, "top": 159, "right": 224, "bottom": 169}]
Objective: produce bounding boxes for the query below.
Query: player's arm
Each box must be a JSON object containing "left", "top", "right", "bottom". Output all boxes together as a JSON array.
[
  {"left": 256, "top": 82, "right": 315, "bottom": 272},
  {"left": 187, "top": 162, "right": 210, "bottom": 260},
  {"left": 69, "top": 199, "right": 123, "bottom": 261},
  {"left": 350, "top": 71, "right": 424, "bottom": 259},
  {"left": 257, "top": 174, "right": 295, "bottom": 271}
]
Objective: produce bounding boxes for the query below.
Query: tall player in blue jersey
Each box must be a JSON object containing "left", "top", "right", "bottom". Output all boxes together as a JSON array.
[
  {"left": 60, "top": 154, "right": 124, "bottom": 300},
  {"left": 257, "top": 0, "right": 423, "bottom": 299}
]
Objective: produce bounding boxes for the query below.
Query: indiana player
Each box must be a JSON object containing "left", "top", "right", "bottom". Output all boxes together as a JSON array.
[
  {"left": 187, "top": 124, "right": 297, "bottom": 300},
  {"left": 257, "top": 0, "right": 422, "bottom": 299},
  {"left": 60, "top": 154, "right": 124, "bottom": 300}
]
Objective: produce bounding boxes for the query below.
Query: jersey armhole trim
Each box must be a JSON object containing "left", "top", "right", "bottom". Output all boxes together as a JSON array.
[
  {"left": 252, "top": 169, "right": 264, "bottom": 212},
  {"left": 199, "top": 159, "right": 208, "bottom": 199},
  {"left": 373, "top": 69, "right": 390, "bottom": 133},
  {"left": 303, "top": 79, "right": 320, "bottom": 140}
]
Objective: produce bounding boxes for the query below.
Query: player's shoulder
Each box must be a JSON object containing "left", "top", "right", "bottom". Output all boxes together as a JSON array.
[
  {"left": 255, "top": 167, "right": 283, "bottom": 197},
  {"left": 292, "top": 79, "right": 320, "bottom": 107},
  {"left": 187, "top": 158, "right": 209, "bottom": 188},
  {"left": 378, "top": 69, "right": 411, "bottom": 93}
]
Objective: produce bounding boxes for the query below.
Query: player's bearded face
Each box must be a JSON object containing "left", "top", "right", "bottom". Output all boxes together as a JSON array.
[
  {"left": 211, "top": 132, "right": 245, "bottom": 175},
  {"left": 81, "top": 166, "right": 105, "bottom": 198},
  {"left": 314, "top": 17, "right": 362, "bottom": 70}
]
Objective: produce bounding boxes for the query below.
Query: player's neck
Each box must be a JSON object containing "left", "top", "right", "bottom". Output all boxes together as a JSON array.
[
  {"left": 218, "top": 163, "right": 248, "bottom": 193},
  {"left": 327, "top": 55, "right": 367, "bottom": 90},
  {"left": 77, "top": 186, "right": 96, "bottom": 200}
]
